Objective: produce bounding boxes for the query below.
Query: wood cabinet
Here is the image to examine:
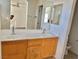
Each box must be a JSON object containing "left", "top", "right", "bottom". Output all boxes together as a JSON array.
[
  {"left": 27, "top": 39, "right": 42, "bottom": 59},
  {"left": 2, "top": 40, "right": 27, "bottom": 59},
  {"left": 27, "top": 46, "right": 42, "bottom": 59},
  {"left": 3, "top": 54, "right": 26, "bottom": 59},
  {"left": 2, "top": 37, "right": 58, "bottom": 59},
  {"left": 42, "top": 38, "right": 58, "bottom": 58}
]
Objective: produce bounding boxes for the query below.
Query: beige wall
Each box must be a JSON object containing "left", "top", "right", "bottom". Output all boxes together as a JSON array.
[{"left": 69, "top": 2, "right": 78, "bottom": 54}]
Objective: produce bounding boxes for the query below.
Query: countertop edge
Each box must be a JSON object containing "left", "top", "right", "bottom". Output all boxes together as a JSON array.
[{"left": 1, "top": 36, "right": 58, "bottom": 42}]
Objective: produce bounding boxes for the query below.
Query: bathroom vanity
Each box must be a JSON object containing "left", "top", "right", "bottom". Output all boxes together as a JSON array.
[{"left": 0, "top": 30, "right": 58, "bottom": 59}]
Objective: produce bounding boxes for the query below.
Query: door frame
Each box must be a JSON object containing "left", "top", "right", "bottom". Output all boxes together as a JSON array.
[
  {"left": 54, "top": 0, "right": 77, "bottom": 59},
  {"left": 61, "top": 0, "right": 77, "bottom": 59},
  {"left": 37, "top": 5, "right": 43, "bottom": 29},
  {"left": 63, "top": 0, "right": 77, "bottom": 58}
]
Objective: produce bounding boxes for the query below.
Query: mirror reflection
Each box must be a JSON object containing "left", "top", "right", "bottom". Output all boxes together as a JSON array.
[
  {"left": 10, "top": 0, "right": 54, "bottom": 30},
  {"left": 0, "top": 0, "right": 63, "bottom": 30},
  {"left": 44, "top": 7, "right": 52, "bottom": 23},
  {"left": 51, "top": 3, "right": 63, "bottom": 25}
]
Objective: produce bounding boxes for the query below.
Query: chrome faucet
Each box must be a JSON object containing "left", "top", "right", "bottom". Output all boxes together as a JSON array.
[
  {"left": 42, "top": 28, "right": 46, "bottom": 34},
  {"left": 11, "top": 26, "right": 15, "bottom": 35},
  {"left": 10, "top": 15, "right": 15, "bottom": 35}
]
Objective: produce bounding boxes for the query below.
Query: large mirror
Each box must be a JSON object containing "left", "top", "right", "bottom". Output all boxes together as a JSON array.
[
  {"left": 10, "top": 0, "right": 53, "bottom": 30},
  {"left": 0, "top": 0, "right": 63, "bottom": 30}
]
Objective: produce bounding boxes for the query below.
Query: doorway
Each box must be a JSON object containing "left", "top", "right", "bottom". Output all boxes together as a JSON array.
[{"left": 37, "top": 5, "right": 43, "bottom": 29}]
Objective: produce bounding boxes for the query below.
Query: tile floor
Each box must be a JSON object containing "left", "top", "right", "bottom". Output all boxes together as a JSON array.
[{"left": 64, "top": 51, "right": 78, "bottom": 59}]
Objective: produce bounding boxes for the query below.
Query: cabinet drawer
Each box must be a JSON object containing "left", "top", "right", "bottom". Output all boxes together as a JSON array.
[
  {"left": 2, "top": 41, "right": 27, "bottom": 56},
  {"left": 2, "top": 54, "right": 26, "bottom": 59},
  {"left": 28, "top": 39, "right": 42, "bottom": 47}
]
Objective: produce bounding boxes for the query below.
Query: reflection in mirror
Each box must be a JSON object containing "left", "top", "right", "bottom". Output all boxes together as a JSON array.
[
  {"left": 37, "top": 5, "right": 43, "bottom": 29},
  {"left": 0, "top": 0, "right": 11, "bottom": 30},
  {"left": 44, "top": 7, "right": 52, "bottom": 23},
  {"left": 0, "top": 0, "right": 63, "bottom": 30},
  {"left": 10, "top": 0, "right": 28, "bottom": 29},
  {"left": 0, "top": 0, "right": 64, "bottom": 30},
  {"left": 51, "top": 4, "right": 63, "bottom": 25},
  {"left": 10, "top": 0, "right": 53, "bottom": 30}
]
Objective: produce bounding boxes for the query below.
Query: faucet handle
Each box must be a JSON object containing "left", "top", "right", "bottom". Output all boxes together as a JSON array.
[{"left": 42, "top": 28, "right": 47, "bottom": 34}]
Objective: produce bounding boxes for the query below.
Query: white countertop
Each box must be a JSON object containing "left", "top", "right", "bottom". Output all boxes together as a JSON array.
[{"left": 0, "top": 29, "right": 58, "bottom": 41}]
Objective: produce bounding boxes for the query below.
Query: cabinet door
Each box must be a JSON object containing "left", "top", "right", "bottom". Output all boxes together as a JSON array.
[
  {"left": 42, "top": 38, "right": 58, "bottom": 58},
  {"left": 15, "top": 41, "right": 27, "bottom": 55},
  {"left": 3, "top": 54, "right": 26, "bottom": 59},
  {"left": 27, "top": 46, "right": 42, "bottom": 59},
  {"left": 2, "top": 42, "right": 17, "bottom": 56},
  {"left": 2, "top": 40, "right": 27, "bottom": 57}
]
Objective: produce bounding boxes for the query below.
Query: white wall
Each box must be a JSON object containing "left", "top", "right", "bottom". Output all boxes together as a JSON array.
[
  {"left": 69, "top": 2, "right": 78, "bottom": 55},
  {"left": 11, "top": 0, "right": 28, "bottom": 28},
  {"left": 0, "top": 0, "right": 10, "bottom": 29},
  {"left": 0, "top": 0, "right": 10, "bottom": 17}
]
